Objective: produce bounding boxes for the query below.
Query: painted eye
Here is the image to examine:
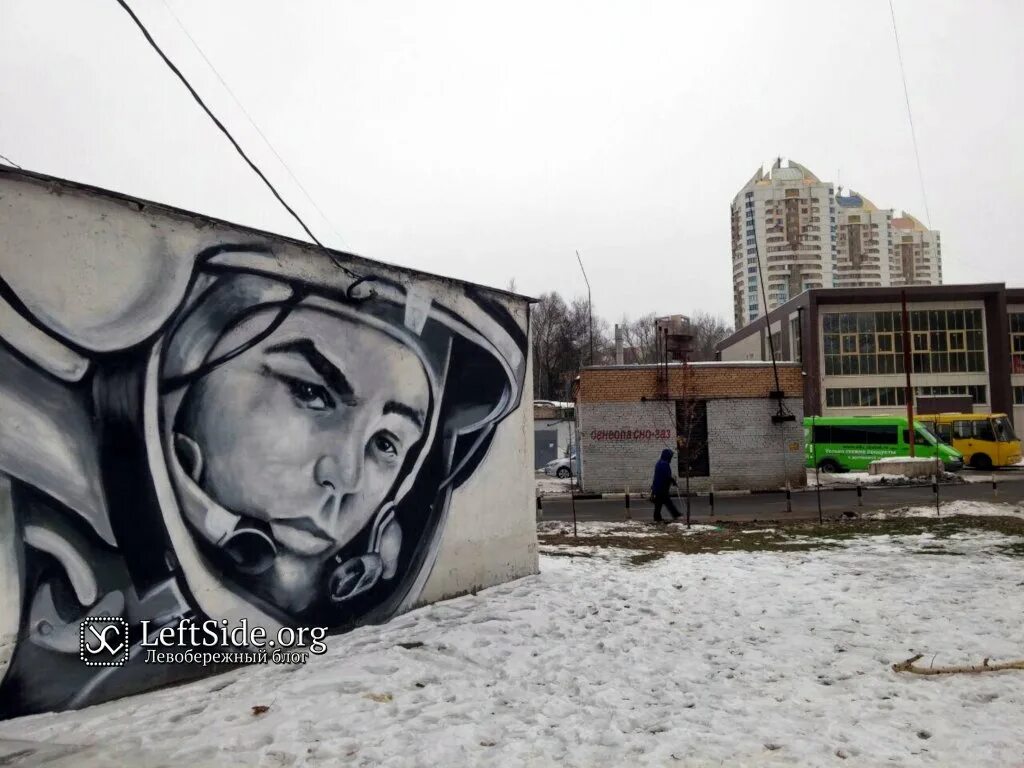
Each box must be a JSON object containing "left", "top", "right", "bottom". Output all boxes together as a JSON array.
[
  {"left": 285, "top": 378, "right": 335, "bottom": 411},
  {"left": 372, "top": 433, "right": 399, "bottom": 458}
]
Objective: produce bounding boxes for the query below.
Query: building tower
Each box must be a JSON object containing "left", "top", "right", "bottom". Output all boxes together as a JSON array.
[
  {"left": 834, "top": 190, "right": 893, "bottom": 288},
  {"left": 890, "top": 212, "right": 942, "bottom": 286},
  {"left": 731, "top": 158, "right": 836, "bottom": 329}
]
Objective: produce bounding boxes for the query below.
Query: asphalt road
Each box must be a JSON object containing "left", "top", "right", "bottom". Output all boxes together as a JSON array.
[{"left": 537, "top": 471, "right": 1024, "bottom": 523}]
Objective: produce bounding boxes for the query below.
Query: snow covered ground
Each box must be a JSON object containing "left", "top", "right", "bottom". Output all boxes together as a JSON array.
[
  {"left": 535, "top": 473, "right": 576, "bottom": 496},
  {"left": 3, "top": 516, "right": 1024, "bottom": 766},
  {"left": 868, "top": 499, "right": 1024, "bottom": 520}
]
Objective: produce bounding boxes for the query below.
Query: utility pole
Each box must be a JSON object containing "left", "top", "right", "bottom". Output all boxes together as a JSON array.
[
  {"left": 576, "top": 250, "right": 593, "bottom": 365},
  {"left": 901, "top": 289, "right": 916, "bottom": 457}
]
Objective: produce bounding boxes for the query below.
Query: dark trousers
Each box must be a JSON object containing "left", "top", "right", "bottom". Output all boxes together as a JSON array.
[{"left": 653, "top": 492, "right": 680, "bottom": 521}]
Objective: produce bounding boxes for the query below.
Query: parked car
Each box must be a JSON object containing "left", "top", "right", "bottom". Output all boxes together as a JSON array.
[
  {"left": 543, "top": 454, "right": 579, "bottom": 479},
  {"left": 916, "top": 413, "right": 1021, "bottom": 469},
  {"left": 804, "top": 415, "right": 963, "bottom": 473}
]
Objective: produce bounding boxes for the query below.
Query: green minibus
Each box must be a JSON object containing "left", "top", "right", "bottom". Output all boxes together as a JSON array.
[{"left": 804, "top": 415, "right": 964, "bottom": 473}]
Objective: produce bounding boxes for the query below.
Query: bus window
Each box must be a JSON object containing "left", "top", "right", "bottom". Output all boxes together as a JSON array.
[
  {"left": 974, "top": 419, "right": 996, "bottom": 442},
  {"left": 953, "top": 421, "right": 973, "bottom": 440},
  {"left": 933, "top": 422, "right": 953, "bottom": 444},
  {"left": 993, "top": 416, "right": 1017, "bottom": 442},
  {"left": 903, "top": 428, "right": 937, "bottom": 446},
  {"left": 813, "top": 425, "right": 831, "bottom": 444},
  {"left": 860, "top": 425, "right": 898, "bottom": 445}
]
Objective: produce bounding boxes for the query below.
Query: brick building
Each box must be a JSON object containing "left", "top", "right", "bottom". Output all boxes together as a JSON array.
[{"left": 575, "top": 362, "right": 805, "bottom": 493}]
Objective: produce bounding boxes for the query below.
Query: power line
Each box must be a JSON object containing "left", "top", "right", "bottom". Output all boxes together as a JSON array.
[
  {"left": 114, "top": 0, "right": 328, "bottom": 249},
  {"left": 157, "top": 0, "right": 346, "bottom": 247},
  {"left": 0, "top": 153, "right": 22, "bottom": 169},
  {"left": 888, "top": 0, "right": 932, "bottom": 228}
]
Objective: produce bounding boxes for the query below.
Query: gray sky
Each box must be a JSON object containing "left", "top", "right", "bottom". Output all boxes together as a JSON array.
[{"left": 2, "top": 1, "right": 1021, "bottom": 324}]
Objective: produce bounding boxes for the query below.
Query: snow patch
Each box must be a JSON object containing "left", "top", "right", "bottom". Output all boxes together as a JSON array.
[{"left": 4, "top": 535, "right": 1024, "bottom": 766}]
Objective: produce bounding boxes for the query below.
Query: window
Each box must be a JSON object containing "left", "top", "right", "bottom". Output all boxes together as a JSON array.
[
  {"left": 932, "top": 422, "right": 953, "bottom": 444},
  {"left": 861, "top": 425, "right": 898, "bottom": 444},
  {"left": 824, "top": 386, "right": 985, "bottom": 409},
  {"left": 902, "top": 428, "right": 937, "bottom": 447},
  {"left": 974, "top": 420, "right": 996, "bottom": 442},
  {"left": 822, "top": 309, "right": 985, "bottom": 377},
  {"left": 1014, "top": 386, "right": 1024, "bottom": 406},
  {"left": 1011, "top": 313, "right": 1024, "bottom": 374},
  {"left": 993, "top": 415, "right": 1018, "bottom": 442},
  {"left": 953, "top": 421, "right": 973, "bottom": 440}
]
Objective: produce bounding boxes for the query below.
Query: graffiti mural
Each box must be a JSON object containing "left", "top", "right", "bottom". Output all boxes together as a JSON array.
[{"left": 0, "top": 170, "right": 528, "bottom": 717}]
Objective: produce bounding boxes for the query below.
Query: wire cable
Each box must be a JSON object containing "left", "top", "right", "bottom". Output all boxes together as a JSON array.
[
  {"left": 0, "top": 153, "right": 22, "bottom": 169},
  {"left": 888, "top": 0, "right": 932, "bottom": 228},
  {"left": 157, "top": 0, "right": 346, "bottom": 247},
  {"left": 114, "top": 0, "right": 328, "bottom": 250}
]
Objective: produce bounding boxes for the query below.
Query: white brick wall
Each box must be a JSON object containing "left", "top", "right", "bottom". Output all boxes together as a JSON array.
[
  {"left": 578, "top": 397, "right": 806, "bottom": 493},
  {"left": 706, "top": 398, "right": 805, "bottom": 491},
  {"left": 578, "top": 401, "right": 675, "bottom": 493}
]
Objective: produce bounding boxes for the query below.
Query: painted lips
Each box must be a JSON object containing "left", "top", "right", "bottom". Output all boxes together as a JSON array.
[{"left": 269, "top": 516, "right": 335, "bottom": 556}]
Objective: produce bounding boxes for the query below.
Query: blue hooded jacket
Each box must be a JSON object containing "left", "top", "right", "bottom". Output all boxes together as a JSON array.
[{"left": 651, "top": 448, "right": 676, "bottom": 496}]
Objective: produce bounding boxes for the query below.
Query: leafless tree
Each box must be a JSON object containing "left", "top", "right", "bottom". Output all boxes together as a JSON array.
[
  {"left": 617, "top": 312, "right": 660, "bottom": 364},
  {"left": 689, "top": 311, "right": 733, "bottom": 361}
]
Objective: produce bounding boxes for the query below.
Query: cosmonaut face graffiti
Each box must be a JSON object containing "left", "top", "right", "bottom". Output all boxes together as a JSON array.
[
  {"left": 0, "top": 169, "right": 528, "bottom": 719},
  {"left": 170, "top": 307, "right": 432, "bottom": 613}
]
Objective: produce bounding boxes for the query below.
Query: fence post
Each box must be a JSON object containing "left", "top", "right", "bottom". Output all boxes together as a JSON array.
[
  {"left": 856, "top": 479, "right": 863, "bottom": 507},
  {"left": 993, "top": 475, "right": 999, "bottom": 498},
  {"left": 709, "top": 484, "right": 715, "bottom": 517},
  {"left": 785, "top": 481, "right": 792, "bottom": 513},
  {"left": 536, "top": 494, "right": 543, "bottom": 519},
  {"left": 625, "top": 488, "right": 631, "bottom": 520},
  {"left": 932, "top": 460, "right": 940, "bottom": 518}
]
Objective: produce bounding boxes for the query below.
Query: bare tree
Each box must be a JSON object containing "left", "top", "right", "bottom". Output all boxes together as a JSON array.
[
  {"left": 617, "top": 312, "right": 660, "bottom": 364},
  {"left": 689, "top": 311, "right": 733, "bottom": 361}
]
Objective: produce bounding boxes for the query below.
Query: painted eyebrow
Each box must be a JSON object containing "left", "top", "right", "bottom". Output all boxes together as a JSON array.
[
  {"left": 264, "top": 338, "right": 356, "bottom": 401},
  {"left": 384, "top": 400, "right": 424, "bottom": 430}
]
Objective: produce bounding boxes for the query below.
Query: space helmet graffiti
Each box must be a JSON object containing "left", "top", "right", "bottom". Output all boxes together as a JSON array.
[{"left": 139, "top": 245, "right": 526, "bottom": 629}]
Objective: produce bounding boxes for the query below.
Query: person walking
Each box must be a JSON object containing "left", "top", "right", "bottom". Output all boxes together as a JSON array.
[{"left": 650, "top": 448, "right": 681, "bottom": 523}]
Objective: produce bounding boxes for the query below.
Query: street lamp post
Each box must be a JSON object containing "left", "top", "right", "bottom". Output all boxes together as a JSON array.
[{"left": 576, "top": 250, "right": 593, "bottom": 365}]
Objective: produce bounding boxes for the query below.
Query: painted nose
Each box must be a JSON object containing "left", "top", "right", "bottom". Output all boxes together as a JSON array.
[{"left": 314, "top": 449, "right": 364, "bottom": 494}]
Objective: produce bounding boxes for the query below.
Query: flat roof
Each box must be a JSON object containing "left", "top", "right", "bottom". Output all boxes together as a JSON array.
[
  {"left": 0, "top": 164, "right": 537, "bottom": 304},
  {"left": 718, "top": 283, "right": 1019, "bottom": 352}
]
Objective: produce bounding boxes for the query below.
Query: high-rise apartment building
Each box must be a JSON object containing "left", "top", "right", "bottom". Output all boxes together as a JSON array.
[
  {"left": 891, "top": 213, "right": 942, "bottom": 286},
  {"left": 731, "top": 158, "right": 942, "bottom": 328},
  {"left": 731, "top": 159, "right": 837, "bottom": 329},
  {"left": 835, "top": 191, "right": 892, "bottom": 288}
]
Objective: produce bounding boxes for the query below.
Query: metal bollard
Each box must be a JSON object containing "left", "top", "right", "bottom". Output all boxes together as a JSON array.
[
  {"left": 625, "top": 490, "right": 632, "bottom": 520},
  {"left": 932, "top": 475, "right": 940, "bottom": 517},
  {"left": 785, "top": 481, "right": 792, "bottom": 513},
  {"left": 993, "top": 475, "right": 999, "bottom": 498},
  {"left": 856, "top": 480, "right": 863, "bottom": 507},
  {"left": 536, "top": 494, "right": 543, "bottom": 519},
  {"left": 709, "top": 484, "right": 715, "bottom": 517}
]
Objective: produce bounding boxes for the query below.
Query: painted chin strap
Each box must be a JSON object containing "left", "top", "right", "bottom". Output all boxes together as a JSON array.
[{"left": 172, "top": 433, "right": 401, "bottom": 603}]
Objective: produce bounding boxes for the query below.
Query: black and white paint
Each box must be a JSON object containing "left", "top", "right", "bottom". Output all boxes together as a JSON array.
[{"left": 0, "top": 169, "right": 529, "bottom": 717}]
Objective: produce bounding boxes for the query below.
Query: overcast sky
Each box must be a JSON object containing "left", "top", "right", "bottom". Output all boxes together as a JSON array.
[{"left": 2, "top": 1, "right": 1021, "bottom": 324}]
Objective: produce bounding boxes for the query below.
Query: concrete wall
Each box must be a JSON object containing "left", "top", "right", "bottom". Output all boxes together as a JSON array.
[
  {"left": 0, "top": 167, "right": 535, "bottom": 717},
  {"left": 578, "top": 397, "right": 805, "bottom": 493}
]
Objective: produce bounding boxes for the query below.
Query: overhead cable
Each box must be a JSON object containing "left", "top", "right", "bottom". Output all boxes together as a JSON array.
[{"left": 157, "top": 0, "right": 346, "bottom": 246}]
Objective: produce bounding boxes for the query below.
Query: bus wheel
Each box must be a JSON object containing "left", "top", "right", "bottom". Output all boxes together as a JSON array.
[
  {"left": 970, "top": 453, "right": 993, "bottom": 470},
  {"left": 818, "top": 459, "right": 841, "bottom": 473}
]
